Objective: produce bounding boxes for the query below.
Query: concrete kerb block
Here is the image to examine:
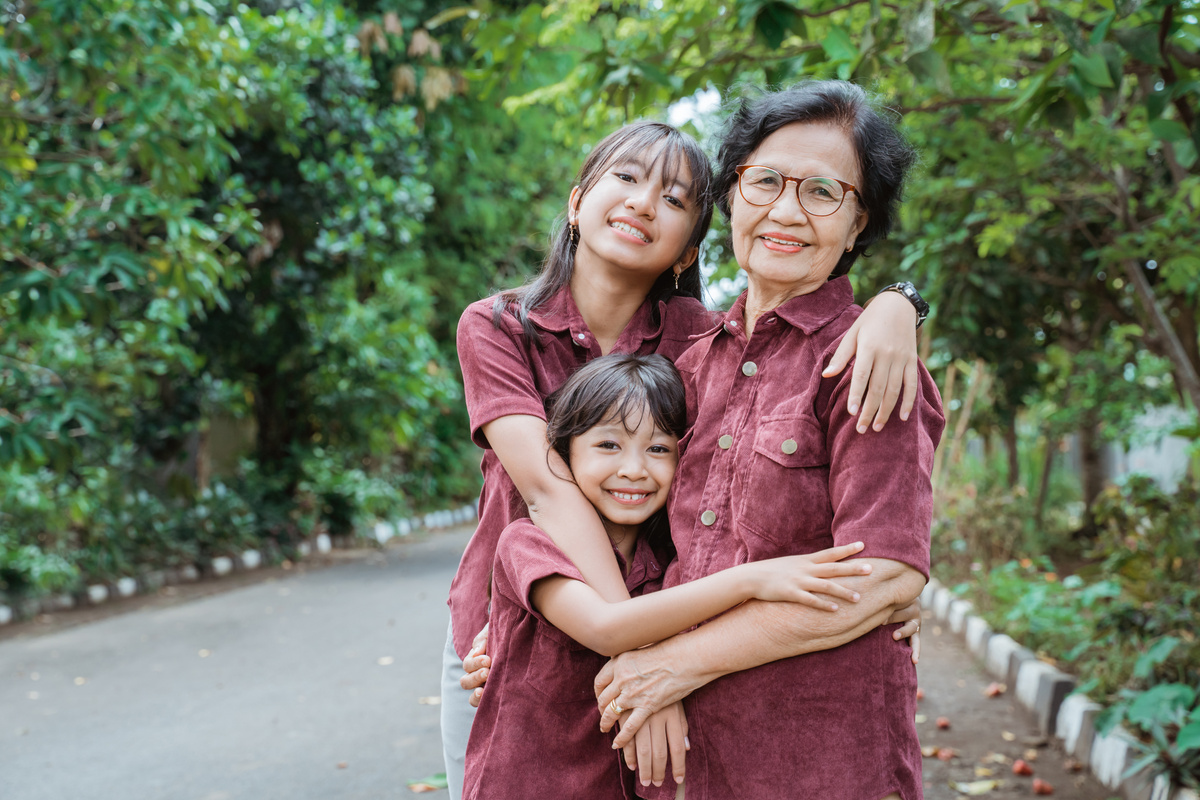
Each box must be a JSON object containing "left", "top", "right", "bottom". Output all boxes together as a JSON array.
[
  {"left": 241, "top": 550, "right": 262, "bottom": 570},
  {"left": 1056, "top": 693, "right": 1103, "bottom": 756},
  {"left": 179, "top": 564, "right": 201, "bottom": 582},
  {"left": 44, "top": 593, "right": 76, "bottom": 612},
  {"left": 1090, "top": 724, "right": 1138, "bottom": 789},
  {"left": 1149, "top": 775, "right": 1173, "bottom": 800},
  {"left": 210, "top": 557, "right": 234, "bottom": 577},
  {"left": 373, "top": 522, "right": 394, "bottom": 545},
  {"left": 140, "top": 570, "right": 167, "bottom": 591},
  {"left": 985, "top": 634, "right": 1020, "bottom": 681},
  {"left": 0, "top": 604, "right": 12, "bottom": 625},
  {"left": 315, "top": 533, "right": 332, "bottom": 554},
  {"left": 965, "top": 615, "right": 993, "bottom": 659},
  {"left": 1015, "top": 659, "right": 1057, "bottom": 713},
  {"left": 397, "top": 519, "right": 411, "bottom": 536},
  {"left": 921, "top": 579, "right": 941, "bottom": 608},
  {"left": 948, "top": 598, "right": 973, "bottom": 634},
  {"left": 297, "top": 541, "right": 312, "bottom": 557},
  {"left": 1034, "top": 670, "right": 1076, "bottom": 736},
  {"left": 1005, "top": 644, "right": 1038, "bottom": 690},
  {"left": 1121, "top": 759, "right": 1158, "bottom": 800},
  {"left": 87, "top": 584, "right": 110, "bottom": 605},
  {"left": 1178, "top": 787, "right": 1200, "bottom": 800},
  {"left": 932, "top": 586, "right": 954, "bottom": 622}
]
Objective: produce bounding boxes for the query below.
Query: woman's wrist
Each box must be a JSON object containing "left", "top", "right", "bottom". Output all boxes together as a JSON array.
[{"left": 874, "top": 281, "right": 929, "bottom": 328}]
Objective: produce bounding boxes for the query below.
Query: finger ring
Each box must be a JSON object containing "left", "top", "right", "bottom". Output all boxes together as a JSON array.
[
  {"left": 915, "top": 624, "right": 920, "bottom": 632},
  {"left": 607, "top": 699, "right": 624, "bottom": 716}
]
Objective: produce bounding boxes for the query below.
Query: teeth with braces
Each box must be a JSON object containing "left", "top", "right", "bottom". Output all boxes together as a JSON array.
[{"left": 611, "top": 222, "right": 649, "bottom": 242}]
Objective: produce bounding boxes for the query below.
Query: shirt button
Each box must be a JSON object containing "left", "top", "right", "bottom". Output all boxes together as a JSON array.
[
  {"left": 700, "top": 510, "right": 716, "bottom": 526},
  {"left": 742, "top": 361, "right": 757, "bottom": 376},
  {"left": 718, "top": 434, "right": 733, "bottom": 450},
  {"left": 577, "top": 333, "right": 586, "bottom": 340},
  {"left": 781, "top": 438, "right": 798, "bottom": 455}
]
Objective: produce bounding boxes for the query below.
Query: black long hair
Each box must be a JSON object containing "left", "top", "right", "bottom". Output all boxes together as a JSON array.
[
  {"left": 493, "top": 122, "right": 715, "bottom": 341},
  {"left": 714, "top": 80, "right": 916, "bottom": 278},
  {"left": 544, "top": 353, "right": 686, "bottom": 551}
]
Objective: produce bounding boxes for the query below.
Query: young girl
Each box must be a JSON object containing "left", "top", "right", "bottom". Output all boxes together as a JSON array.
[
  {"left": 461, "top": 354, "right": 874, "bottom": 800},
  {"left": 444, "top": 120, "right": 924, "bottom": 799}
]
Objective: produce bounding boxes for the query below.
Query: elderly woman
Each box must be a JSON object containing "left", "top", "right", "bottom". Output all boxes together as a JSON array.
[{"left": 594, "top": 81, "right": 944, "bottom": 800}]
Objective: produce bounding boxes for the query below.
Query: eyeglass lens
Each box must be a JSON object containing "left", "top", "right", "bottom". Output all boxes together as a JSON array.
[{"left": 739, "top": 167, "right": 845, "bottom": 215}]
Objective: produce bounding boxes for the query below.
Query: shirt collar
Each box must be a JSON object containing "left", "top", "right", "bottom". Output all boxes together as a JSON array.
[
  {"left": 703, "top": 275, "right": 855, "bottom": 340},
  {"left": 527, "top": 285, "right": 664, "bottom": 347},
  {"left": 617, "top": 535, "right": 664, "bottom": 589}
]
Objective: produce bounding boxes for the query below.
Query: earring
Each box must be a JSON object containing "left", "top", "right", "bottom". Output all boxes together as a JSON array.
[
  {"left": 569, "top": 219, "right": 579, "bottom": 245},
  {"left": 674, "top": 271, "right": 680, "bottom": 290}
]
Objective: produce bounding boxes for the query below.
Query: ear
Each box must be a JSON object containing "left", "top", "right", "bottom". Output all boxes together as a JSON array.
[
  {"left": 846, "top": 210, "right": 869, "bottom": 251},
  {"left": 673, "top": 246, "right": 699, "bottom": 273},
  {"left": 568, "top": 186, "right": 582, "bottom": 225}
]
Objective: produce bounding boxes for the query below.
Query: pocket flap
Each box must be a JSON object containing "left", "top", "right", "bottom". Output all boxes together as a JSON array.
[{"left": 751, "top": 416, "right": 828, "bottom": 468}]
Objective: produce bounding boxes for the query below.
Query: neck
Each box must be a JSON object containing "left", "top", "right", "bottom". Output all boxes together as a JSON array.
[
  {"left": 570, "top": 260, "right": 658, "bottom": 355},
  {"left": 601, "top": 518, "right": 639, "bottom": 571},
  {"left": 743, "top": 280, "right": 816, "bottom": 337}
]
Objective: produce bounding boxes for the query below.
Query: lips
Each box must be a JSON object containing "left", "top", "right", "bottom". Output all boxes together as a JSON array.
[{"left": 609, "top": 218, "right": 651, "bottom": 243}]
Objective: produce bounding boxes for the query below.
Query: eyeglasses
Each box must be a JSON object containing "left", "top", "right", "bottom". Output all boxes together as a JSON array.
[{"left": 734, "top": 165, "right": 857, "bottom": 216}]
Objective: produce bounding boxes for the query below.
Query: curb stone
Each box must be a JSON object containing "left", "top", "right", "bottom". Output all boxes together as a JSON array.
[
  {"left": 925, "top": 577, "right": 1188, "bottom": 800},
  {"left": 0, "top": 503, "right": 479, "bottom": 627}
]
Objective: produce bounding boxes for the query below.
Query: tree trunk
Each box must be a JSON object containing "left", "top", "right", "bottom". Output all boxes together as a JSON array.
[
  {"left": 1003, "top": 416, "right": 1019, "bottom": 489},
  {"left": 1123, "top": 258, "right": 1200, "bottom": 411},
  {"left": 1076, "top": 413, "right": 1107, "bottom": 539},
  {"left": 1034, "top": 431, "right": 1057, "bottom": 527}
]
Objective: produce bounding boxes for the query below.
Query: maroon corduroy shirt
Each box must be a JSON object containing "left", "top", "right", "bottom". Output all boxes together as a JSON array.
[
  {"left": 463, "top": 520, "right": 666, "bottom": 800},
  {"left": 661, "top": 276, "right": 944, "bottom": 800},
  {"left": 451, "top": 287, "right": 716, "bottom": 659}
]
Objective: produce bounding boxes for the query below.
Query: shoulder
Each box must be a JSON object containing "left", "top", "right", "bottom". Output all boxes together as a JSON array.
[
  {"left": 458, "top": 295, "right": 520, "bottom": 336},
  {"left": 661, "top": 295, "right": 719, "bottom": 338}
]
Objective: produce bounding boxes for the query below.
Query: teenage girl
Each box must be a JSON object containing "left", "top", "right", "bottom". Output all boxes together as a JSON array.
[
  {"left": 445, "top": 120, "right": 924, "bottom": 799},
  {"left": 462, "top": 353, "right": 873, "bottom": 800}
]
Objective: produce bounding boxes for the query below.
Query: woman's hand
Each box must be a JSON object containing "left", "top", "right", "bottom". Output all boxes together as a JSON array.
[
  {"left": 620, "top": 701, "right": 689, "bottom": 789},
  {"left": 596, "top": 647, "right": 702, "bottom": 748},
  {"left": 459, "top": 624, "right": 490, "bottom": 707},
  {"left": 885, "top": 598, "right": 922, "bottom": 664},
  {"left": 739, "top": 541, "right": 870, "bottom": 608},
  {"left": 822, "top": 290, "right": 919, "bottom": 433}
]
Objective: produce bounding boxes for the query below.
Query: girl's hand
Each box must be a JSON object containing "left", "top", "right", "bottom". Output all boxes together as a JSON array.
[
  {"left": 822, "top": 290, "right": 919, "bottom": 433},
  {"left": 886, "top": 598, "right": 922, "bottom": 664},
  {"left": 741, "top": 541, "right": 871, "bottom": 609},
  {"left": 620, "top": 701, "right": 689, "bottom": 789}
]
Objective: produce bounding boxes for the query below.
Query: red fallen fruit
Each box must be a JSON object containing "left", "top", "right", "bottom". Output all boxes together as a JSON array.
[
  {"left": 1012, "top": 759, "right": 1034, "bottom": 776},
  {"left": 936, "top": 716, "right": 951, "bottom": 729},
  {"left": 983, "top": 681, "right": 1005, "bottom": 697},
  {"left": 916, "top": 687, "right": 925, "bottom": 701},
  {"left": 1032, "top": 777, "right": 1054, "bottom": 794},
  {"left": 936, "top": 747, "right": 956, "bottom": 761}
]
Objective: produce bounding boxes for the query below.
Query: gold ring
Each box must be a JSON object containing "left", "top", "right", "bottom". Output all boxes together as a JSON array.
[{"left": 607, "top": 699, "right": 624, "bottom": 716}]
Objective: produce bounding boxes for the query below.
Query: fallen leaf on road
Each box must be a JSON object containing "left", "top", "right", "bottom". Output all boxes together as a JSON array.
[
  {"left": 921, "top": 745, "right": 939, "bottom": 758},
  {"left": 1032, "top": 777, "right": 1054, "bottom": 795},
  {"left": 1063, "top": 758, "right": 1083, "bottom": 772},
  {"left": 1012, "top": 759, "right": 1033, "bottom": 776},
  {"left": 983, "top": 682, "right": 1005, "bottom": 697},
  {"left": 1001, "top": 731, "right": 1016, "bottom": 741},
  {"left": 1024, "top": 748, "right": 1039, "bottom": 761},
  {"left": 407, "top": 774, "right": 448, "bottom": 793},
  {"left": 981, "top": 752, "right": 1009, "bottom": 765},
  {"left": 949, "top": 779, "right": 1001, "bottom": 795},
  {"left": 974, "top": 767, "right": 994, "bottom": 777},
  {"left": 337, "top": 762, "right": 348, "bottom": 769},
  {"left": 377, "top": 656, "right": 395, "bottom": 666},
  {"left": 418, "top": 696, "right": 441, "bottom": 705},
  {"left": 936, "top": 716, "right": 951, "bottom": 729},
  {"left": 915, "top": 714, "right": 928, "bottom": 724}
]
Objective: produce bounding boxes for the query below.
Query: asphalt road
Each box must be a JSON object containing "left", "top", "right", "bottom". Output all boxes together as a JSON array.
[
  {"left": 0, "top": 525, "right": 1111, "bottom": 800},
  {"left": 0, "top": 528, "right": 468, "bottom": 800}
]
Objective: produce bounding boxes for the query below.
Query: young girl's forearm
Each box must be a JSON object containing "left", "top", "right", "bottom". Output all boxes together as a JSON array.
[{"left": 534, "top": 567, "right": 756, "bottom": 657}]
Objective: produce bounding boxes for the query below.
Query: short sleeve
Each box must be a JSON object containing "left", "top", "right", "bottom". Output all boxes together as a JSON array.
[
  {"left": 492, "top": 521, "right": 585, "bottom": 622},
  {"left": 456, "top": 300, "right": 548, "bottom": 448},
  {"left": 820, "top": 347, "right": 945, "bottom": 579}
]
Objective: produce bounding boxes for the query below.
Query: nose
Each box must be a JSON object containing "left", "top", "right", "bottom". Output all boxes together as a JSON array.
[
  {"left": 615, "top": 450, "right": 649, "bottom": 480},
  {"left": 767, "top": 178, "right": 810, "bottom": 224},
  {"left": 625, "top": 183, "right": 657, "bottom": 218}
]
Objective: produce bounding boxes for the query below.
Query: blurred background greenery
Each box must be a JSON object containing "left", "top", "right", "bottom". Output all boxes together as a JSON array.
[{"left": 2, "top": 0, "right": 1199, "bottom": 783}]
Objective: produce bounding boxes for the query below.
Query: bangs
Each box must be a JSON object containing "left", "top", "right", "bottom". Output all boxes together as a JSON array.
[
  {"left": 600, "top": 385, "right": 680, "bottom": 441},
  {"left": 588, "top": 123, "right": 713, "bottom": 208}
]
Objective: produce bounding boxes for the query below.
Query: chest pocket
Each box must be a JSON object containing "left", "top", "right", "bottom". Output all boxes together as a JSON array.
[{"left": 736, "top": 415, "right": 833, "bottom": 549}]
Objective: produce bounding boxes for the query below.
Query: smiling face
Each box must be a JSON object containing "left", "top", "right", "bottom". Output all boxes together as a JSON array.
[
  {"left": 567, "top": 401, "right": 679, "bottom": 540},
  {"left": 569, "top": 142, "right": 701, "bottom": 292},
  {"left": 730, "top": 121, "right": 868, "bottom": 306}
]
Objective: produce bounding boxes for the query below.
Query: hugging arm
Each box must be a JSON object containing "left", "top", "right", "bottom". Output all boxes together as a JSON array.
[{"left": 595, "top": 559, "right": 925, "bottom": 743}]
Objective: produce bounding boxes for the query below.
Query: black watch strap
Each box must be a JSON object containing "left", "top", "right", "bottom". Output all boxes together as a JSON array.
[{"left": 878, "top": 281, "right": 930, "bottom": 329}]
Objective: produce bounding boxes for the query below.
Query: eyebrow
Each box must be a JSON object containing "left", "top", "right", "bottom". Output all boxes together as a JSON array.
[{"left": 614, "top": 158, "right": 693, "bottom": 195}]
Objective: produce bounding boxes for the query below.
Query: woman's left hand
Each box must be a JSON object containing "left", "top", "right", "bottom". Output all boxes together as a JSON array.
[
  {"left": 822, "top": 290, "right": 919, "bottom": 433},
  {"left": 595, "top": 647, "right": 701, "bottom": 748},
  {"left": 886, "top": 597, "right": 922, "bottom": 664}
]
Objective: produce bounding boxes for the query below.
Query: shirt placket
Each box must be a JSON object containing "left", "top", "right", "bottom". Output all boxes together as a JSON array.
[{"left": 688, "top": 320, "right": 779, "bottom": 583}]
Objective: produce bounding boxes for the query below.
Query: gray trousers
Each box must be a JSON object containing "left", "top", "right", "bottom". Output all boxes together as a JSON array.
[{"left": 440, "top": 618, "right": 476, "bottom": 800}]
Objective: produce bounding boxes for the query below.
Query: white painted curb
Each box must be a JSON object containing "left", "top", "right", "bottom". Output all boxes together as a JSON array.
[
  {"left": 1056, "top": 693, "right": 1102, "bottom": 757},
  {"left": 965, "top": 615, "right": 992, "bottom": 659},
  {"left": 947, "top": 598, "right": 973, "bottom": 634},
  {"left": 984, "top": 633, "right": 1020, "bottom": 681}
]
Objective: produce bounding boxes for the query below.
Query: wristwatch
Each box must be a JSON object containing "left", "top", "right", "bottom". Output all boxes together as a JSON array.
[{"left": 878, "top": 281, "right": 930, "bottom": 329}]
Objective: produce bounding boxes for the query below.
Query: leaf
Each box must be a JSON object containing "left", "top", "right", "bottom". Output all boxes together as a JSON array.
[
  {"left": 424, "top": 6, "right": 480, "bottom": 29},
  {"left": 901, "top": 0, "right": 935, "bottom": 56},
  {"left": 1127, "top": 684, "right": 1196, "bottom": 729},
  {"left": 1071, "top": 51, "right": 1114, "bottom": 88},
  {"left": 754, "top": 3, "right": 805, "bottom": 49},
  {"left": 1149, "top": 119, "right": 1190, "bottom": 142},
  {"left": 1176, "top": 721, "right": 1200, "bottom": 753},
  {"left": 822, "top": 27, "right": 858, "bottom": 63},
  {"left": 1114, "top": 25, "right": 1164, "bottom": 65},
  {"left": 1047, "top": 8, "right": 1088, "bottom": 54},
  {"left": 407, "top": 773, "right": 448, "bottom": 792},
  {"left": 950, "top": 779, "right": 1001, "bottom": 795},
  {"left": 906, "top": 49, "right": 951, "bottom": 94}
]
